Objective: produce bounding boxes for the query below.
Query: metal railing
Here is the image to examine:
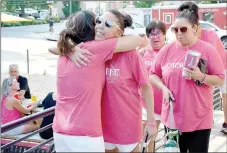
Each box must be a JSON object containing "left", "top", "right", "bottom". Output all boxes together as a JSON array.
[
  {"left": 213, "top": 87, "right": 222, "bottom": 110},
  {"left": 1, "top": 106, "right": 55, "bottom": 153}
]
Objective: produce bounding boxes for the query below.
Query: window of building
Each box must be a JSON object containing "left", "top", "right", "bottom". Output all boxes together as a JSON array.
[
  {"left": 163, "top": 13, "right": 173, "bottom": 24},
  {"left": 144, "top": 14, "right": 151, "bottom": 26}
]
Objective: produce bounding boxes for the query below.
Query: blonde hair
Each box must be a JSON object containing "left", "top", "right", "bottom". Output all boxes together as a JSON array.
[{"left": 1, "top": 77, "right": 15, "bottom": 97}]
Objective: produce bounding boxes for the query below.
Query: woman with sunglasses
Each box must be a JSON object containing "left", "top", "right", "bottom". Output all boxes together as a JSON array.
[
  {"left": 178, "top": 1, "right": 227, "bottom": 135},
  {"left": 100, "top": 10, "right": 156, "bottom": 152},
  {"left": 149, "top": 9, "right": 225, "bottom": 152},
  {"left": 51, "top": 11, "right": 149, "bottom": 152},
  {"left": 139, "top": 20, "right": 167, "bottom": 152},
  {"left": 54, "top": 10, "right": 157, "bottom": 152}
]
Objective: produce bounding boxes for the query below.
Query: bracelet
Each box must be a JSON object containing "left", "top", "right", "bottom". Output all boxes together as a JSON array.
[{"left": 200, "top": 73, "right": 206, "bottom": 83}]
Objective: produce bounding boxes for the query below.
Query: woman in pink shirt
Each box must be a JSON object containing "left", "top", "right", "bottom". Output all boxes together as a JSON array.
[
  {"left": 100, "top": 10, "right": 156, "bottom": 152},
  {"left": 178, "top": 1, "right": 227, "bottom": 134},
  {"left": 150, "top": 9, "right": 225, "bottom": 152},
  {"left": 1, "top": 77, "right": 38, "bottom": 136},
  {"left": 51, "top": 10, "right": 152, "bottom": 152},
  {"left": 139, "top": 20, "right": 167, "bottom": 152}
]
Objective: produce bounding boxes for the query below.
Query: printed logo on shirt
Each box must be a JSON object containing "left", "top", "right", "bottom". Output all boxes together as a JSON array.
[
  {"left": 106, "top": 68, "right": 120, "bottom": 83},
  {"left": 145, "top": 61, "right": 153, "bottom": 67},
  {"left": 165, "top": 62, "right": 184, "bottom": 69}
]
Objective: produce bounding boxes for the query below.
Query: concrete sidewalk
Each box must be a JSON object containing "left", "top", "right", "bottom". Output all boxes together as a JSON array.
[
  {"left": 155, "top": 110, "right": 227, "bottom": 152},
  {"left": 209, "top": 110, "right": 227, "bottom": 152}
]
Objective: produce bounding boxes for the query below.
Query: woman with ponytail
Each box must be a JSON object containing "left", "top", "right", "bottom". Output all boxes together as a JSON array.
[{"left": 99, "top": 10, "right": 156, "bottom": 152}]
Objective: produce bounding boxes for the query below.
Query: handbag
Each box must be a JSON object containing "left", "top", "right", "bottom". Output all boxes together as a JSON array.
[{"left": 195, "top": 58, "right": 208, "bottom": 86}]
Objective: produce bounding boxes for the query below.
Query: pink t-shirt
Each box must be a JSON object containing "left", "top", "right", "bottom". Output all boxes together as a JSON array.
[
  {"left": 102, "top": 51, "right": 150, "bottom": 144},
  {"left": 142, "top": 49, "right": 163, "bottom": 115},
  {"left": 53, "top": 38, "right": 117, "bottom": 137},
  {"left": 151, "top": 40, "right": 225, "bottom": 132},
  {"left": 201, "top": 28, "right": 227, "bottom": 69},
  {"left": 1, "top": 96, "right": 21, "bottom": 124}
]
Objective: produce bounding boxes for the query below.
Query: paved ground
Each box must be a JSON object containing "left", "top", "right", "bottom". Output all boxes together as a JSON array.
[
  {"left": 1, "top": 23, "right": 63, "bottom": 40},
  {"left": 154, "top": 111, "right": 227, "bottom": 152},
  {"left": 1, "top": 37, "right": 58, "bottom": 99},
  {"left": 1, "top": 37, "right": 58, "bottom": 75}
]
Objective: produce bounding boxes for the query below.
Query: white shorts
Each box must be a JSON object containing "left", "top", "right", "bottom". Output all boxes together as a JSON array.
[
  {"left": 220, "top": 70, "right": 227, "bottom": 93},
  {"left": 1, "top": 125, "right": 25, "bottom": 136},
  {"left": 53, "top": 132, "right": 105, "bottom": 152},
  {"left": 105, "top": 142, "right": 138, "bottom": 152},
  {"left": 142, "top": 107, "right": 161, "bottom": 121}
]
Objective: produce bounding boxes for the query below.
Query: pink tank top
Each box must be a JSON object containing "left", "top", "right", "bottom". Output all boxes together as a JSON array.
[{"left": 1, "top": 96, "right": 21, "bottom": 124}]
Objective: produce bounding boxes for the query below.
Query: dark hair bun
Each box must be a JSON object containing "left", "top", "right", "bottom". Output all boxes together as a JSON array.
[
  {"left": 124, "top": 14, "right": 133, "bottom": 28},
  {"left": 178, "top": 2, "right": 199, "bottom": 19},
  {"left": 178, "top": 4, "right": 190, "bottom": 12}
]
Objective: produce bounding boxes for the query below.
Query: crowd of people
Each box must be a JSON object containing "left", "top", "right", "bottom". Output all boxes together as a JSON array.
[
  {"left": 1, "top": 1, "right": 226, "bottom": 152},
  {"left": 47, "top": 1, "right": 226, "bottom": 152}
]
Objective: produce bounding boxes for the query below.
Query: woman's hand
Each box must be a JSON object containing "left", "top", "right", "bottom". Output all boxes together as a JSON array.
[
  {"left": 68, "top": 43, "right": 93, "bottom": 67},
  {"left": 183, "top": 67, "right": 205, "bottom": 81},
  {"left": 143, "top": 121, "right": 157, "bottom": 142},
  {"left": 162, "top": 86, "right": 175, "bottom": 103},
  {"left": 30, "top": 102, "right": 38, "bottom": 110}
]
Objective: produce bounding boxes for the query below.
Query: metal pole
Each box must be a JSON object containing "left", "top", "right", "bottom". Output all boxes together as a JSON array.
[
  {"left": 70, "top": 0, "right": 72, "bottom": 15},
  {"left": 99, "top": 1, "right": 100, "bottom": 15},
  {"left": 27, "top": 49, "right": 29, "bottom": 74}
]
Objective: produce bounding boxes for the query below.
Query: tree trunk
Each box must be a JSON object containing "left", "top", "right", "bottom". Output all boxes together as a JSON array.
[{"left": 20, "top": 4, "right": 26, "bottom": 17}]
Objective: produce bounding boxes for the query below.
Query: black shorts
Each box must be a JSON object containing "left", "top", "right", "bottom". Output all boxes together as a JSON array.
[
  {"left": 49, "top": 22, "right": 53, "bottom": 27},
  {"left": 165, "top": 127, "right": 211, "bottom": 153}
]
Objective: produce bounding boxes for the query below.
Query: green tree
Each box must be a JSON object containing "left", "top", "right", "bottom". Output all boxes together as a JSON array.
[
  {"left": 134, "top": 0, "right": 158, "bottom": 8},
  {"left": 62, "top": 1, "right": 80, "bottom": 18},
  {"left": 2, "top": 0, "right": 54, "bottom": 16}
]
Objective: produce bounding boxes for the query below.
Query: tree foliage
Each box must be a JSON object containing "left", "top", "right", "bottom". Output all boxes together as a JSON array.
[
  {"left": 200, "top": 1, "right": 218, "bottom": 4},
  {"left": 2, "top": 0, "right": 54, "bottom": 16},
  {"left": 134, "top": 0, "right": 158, "bottom": 8},
  {"left": 62, "top": 1, "right": 80, "bottom": 18}
]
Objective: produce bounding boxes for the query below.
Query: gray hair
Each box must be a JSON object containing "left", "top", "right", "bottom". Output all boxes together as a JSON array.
[
  {"left": 9, "top": 64, "right": 19, "bottom": 72},
  {"left": 1, "top": 77, "right": 15, "bottom": 97}
]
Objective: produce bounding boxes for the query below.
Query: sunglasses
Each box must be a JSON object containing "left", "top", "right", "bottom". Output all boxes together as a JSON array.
[
  {"left": 171, "top": 27, "right": 188, "bottom": 33},
  {"left": 95, "top": 17, "right": 117, "bottom": 28},
  {"left": 95, "top": 17, "right": 123, "bottom": 32}
]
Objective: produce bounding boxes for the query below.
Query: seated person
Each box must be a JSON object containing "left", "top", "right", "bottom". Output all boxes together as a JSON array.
[
  {"left": 1, "top": 77, "right": 39, "bottom": 136},
  {"left": 9, "top": 64, "right": 31, "bottom": 99},
  {"left": 39, "top": 92, "right": 56, "bottom": 139}
]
